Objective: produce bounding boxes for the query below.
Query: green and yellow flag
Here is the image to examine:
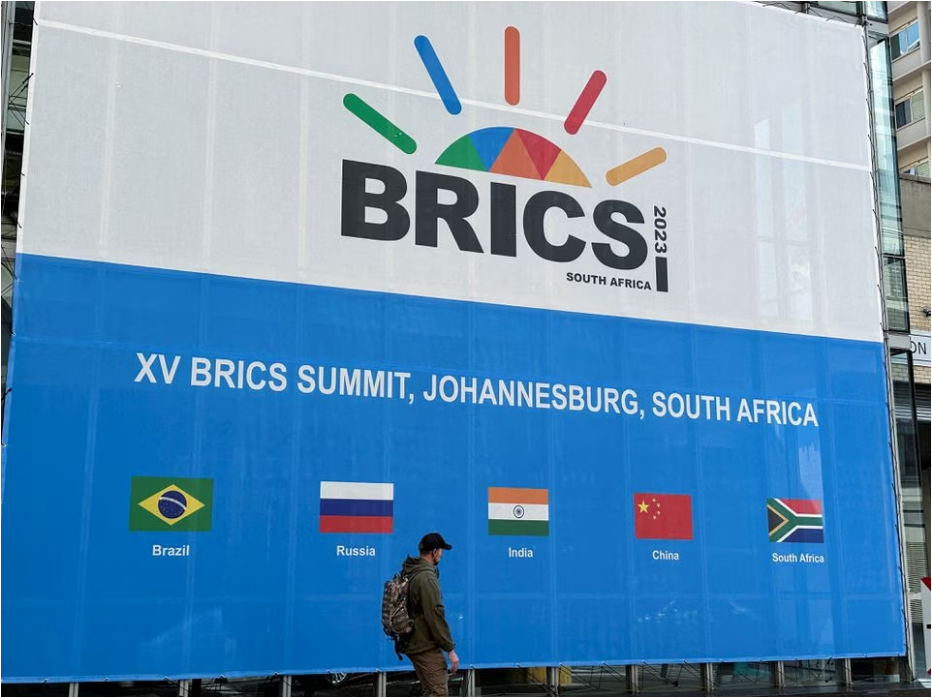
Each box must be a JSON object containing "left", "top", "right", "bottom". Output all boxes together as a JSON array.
[{"left": 129, "top": 476, "right": 213, "bottom": 532}]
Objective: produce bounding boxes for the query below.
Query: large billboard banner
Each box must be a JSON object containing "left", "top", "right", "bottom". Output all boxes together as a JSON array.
[{"left": 3, "top": 1, "right": 905, "bottom": 682}]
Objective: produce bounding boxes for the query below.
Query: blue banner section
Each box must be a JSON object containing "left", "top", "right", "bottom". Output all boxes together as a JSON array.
[{"left": 2, "top": 254, "right": 905, "bottom": 681}]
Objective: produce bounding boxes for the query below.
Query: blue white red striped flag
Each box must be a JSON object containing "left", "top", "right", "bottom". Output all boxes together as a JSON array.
[{"left": 319, "top": 481, "right": 394, "bottom": 534}]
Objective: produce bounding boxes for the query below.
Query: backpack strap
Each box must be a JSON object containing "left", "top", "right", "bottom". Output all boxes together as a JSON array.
[
  {"left": 403, "top": 565, "right": 431, "bottom": 620},
  {"left": 393, "top": 635, "right": 408, "bottom": 661}
]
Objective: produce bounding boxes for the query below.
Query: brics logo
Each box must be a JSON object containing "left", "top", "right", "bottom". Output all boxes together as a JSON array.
[
  {"left": 129, "top": 477, "right": 213, "bottom": 532},
  {"left": 341, "top": 27, "right": 670, "bottom": 290}
]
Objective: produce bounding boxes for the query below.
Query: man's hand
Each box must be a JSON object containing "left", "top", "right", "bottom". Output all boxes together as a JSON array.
[{"left": 447, "top": 649, "right": 460, "bottom": 674}]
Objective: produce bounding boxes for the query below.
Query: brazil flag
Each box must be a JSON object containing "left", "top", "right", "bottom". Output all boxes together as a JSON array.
[{"left": 129, "top": 476, "right": 213, "bottom": 532}]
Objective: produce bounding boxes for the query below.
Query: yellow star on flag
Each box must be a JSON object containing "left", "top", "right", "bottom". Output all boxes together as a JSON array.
[{"left": 638, "top": 500, "right": 649, "bottom": 514}]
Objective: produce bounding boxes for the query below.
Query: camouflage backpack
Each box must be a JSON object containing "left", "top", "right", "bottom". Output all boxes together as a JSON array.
[{"left": 381, "top": 565, "right": 424, "bottom": 659}]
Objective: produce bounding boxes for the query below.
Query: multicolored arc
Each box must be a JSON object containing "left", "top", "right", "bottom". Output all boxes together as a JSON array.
[{"left": 343, "top": 28, "right": 666, "bottom": 186}]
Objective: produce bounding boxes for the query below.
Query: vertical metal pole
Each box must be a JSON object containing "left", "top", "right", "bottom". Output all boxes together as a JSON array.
[
  {"left": 546, "top": 666, "right": 560, "bottom": 696},
  {"left": 700, "top": 663, "right": 714, "bottom": 693},
  {"left": 772, "top": 661, "right": 785, "bottom": 689},
  {"left": 68, "top": 684, "right": 79, "bottom": 697},
  {"left": 280, "top": 675, "right": 292, "bottom": 697},
  {"left": 465, "top": 667, "right": 476, "bottom": 697},
  {"left": 838, "top": 658, "right": 853, "bottom": 686},
  {"left": 374, "top": 671, "right": 387, "bottom": 697},
  {"left": 626, "top": 665, "right": 640, "bottom": 694},
  {"left": 178, "top": 681, "right": 192, "bottom": 697}
]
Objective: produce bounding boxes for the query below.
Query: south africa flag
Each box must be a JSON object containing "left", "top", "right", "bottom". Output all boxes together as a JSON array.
[{"left": 767, "top": 498, "right": 823, "bottom": 543}]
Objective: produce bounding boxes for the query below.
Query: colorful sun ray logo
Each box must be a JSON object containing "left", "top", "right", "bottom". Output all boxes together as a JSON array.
[{"left": 343, "top": 28, "right": 667, "bottom": 187}]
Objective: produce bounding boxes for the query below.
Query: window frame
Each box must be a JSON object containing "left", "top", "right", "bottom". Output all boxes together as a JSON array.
[
  {"left": 894, "top": 89, "right": 926, "bottom": 129},
  {"left": 900, "top": 158, "right": 930, "bottom": 177},
  {"left": 864, "top": 0, "right": 887, "bottom": 20},
  {"left": 812, "top": 1, "right": 859, "bottom": 16},
  {"left": 891, "top": 20, "right": 921, "bottom": 61}
]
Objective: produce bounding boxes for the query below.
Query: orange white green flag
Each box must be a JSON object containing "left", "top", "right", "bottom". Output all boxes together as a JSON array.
[{"left": 488, "top": 487, "right": 549, "bottom": 536}]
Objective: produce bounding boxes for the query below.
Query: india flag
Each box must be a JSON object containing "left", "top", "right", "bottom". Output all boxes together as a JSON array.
[{"left": 488, "top": 487, "right": 549, "bottom": 536}]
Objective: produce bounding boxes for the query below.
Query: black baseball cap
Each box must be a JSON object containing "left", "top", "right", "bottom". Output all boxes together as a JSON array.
[{"left": 419, "top": 532, "right": 452, "bottom": 552}]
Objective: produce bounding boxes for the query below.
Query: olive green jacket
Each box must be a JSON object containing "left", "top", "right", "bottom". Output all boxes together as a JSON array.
[{"left": 401, "top": 556, "right": 455, "bottom": 655}]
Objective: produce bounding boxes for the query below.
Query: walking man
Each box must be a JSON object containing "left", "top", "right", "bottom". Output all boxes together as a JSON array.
[{"left": 402, "top": 532, "right": 460, "bottom": 697}]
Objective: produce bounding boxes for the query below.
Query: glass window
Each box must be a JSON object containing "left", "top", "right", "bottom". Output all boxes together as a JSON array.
[
  {"left": 865, "top": 1, "right": 887, "bottom": 20},
  {"left": 894, "top": 91, "right": 926, "bottom": 129},
  {"left": 891, "top": 21, "right": 921, "bottom": 60},
  {"left": 711, "top": 662, "right": 773, "bottom": 690},
  {"left": 471, "top": 668, "right": 546, "bottom": 696},
  {"left": 5, "top": 52, "right": 30, "bottom": 135},
  {"left": 639, "top": 663, "right": 704, "bottom": 692},
  {"left": 869, "top": 41, "right": 905, "bottom": 256},
  {"left": 79, "top": 683, "right": 181, "bottom": 697},
  {"left": 201, "top": 677, "right": 281, "bottom": 697},
  {"left": 850, "top": 657, "right": 905, "bottom": 682},
  {"left": 567, "top": 665, "right": 630, "bottom": 695},
  {"left": 883, "top": 256, "right": 910, "bottom": 332},
  {"left": 901, "top": 158, "right": 931, "bottom": 177},
  {"left": 779, "top": 659, "right": 839, "bottom": 686},
  {"left": 294, "top": 672, "right": 406, "bottom": 697},
  {"left": 0, "top": 686, "right": 71, "bottom": 697},
  {"left": 813, "top": 1, "right": 859, "bottom": 15}
]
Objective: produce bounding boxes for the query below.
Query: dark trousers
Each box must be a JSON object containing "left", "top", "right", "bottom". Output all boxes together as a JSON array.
[{"left": 409, "top": 648, "right": 449, "bottom": 697}]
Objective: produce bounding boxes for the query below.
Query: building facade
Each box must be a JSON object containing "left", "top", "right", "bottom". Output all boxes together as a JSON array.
[
  {"left": 0, "top": 2, "right": 929, "bottom": 697},
  {"left": 887, "top": 0, "right": 932, "bottom": 681},
  {"left": 889, "top": 1, "right": 931, "bottom": 177},
  {"left": 893, "top": 171, "right": 931, "bottom": 680}
]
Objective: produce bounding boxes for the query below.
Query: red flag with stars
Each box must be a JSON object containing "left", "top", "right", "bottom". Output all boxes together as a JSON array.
[{"left": 634, "top": 493, "right": 693, "bottom": 540}]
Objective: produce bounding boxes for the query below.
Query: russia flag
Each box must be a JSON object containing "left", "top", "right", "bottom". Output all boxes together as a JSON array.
[{"left": 319, "top": 481, "right": 394, "bottom": 534}]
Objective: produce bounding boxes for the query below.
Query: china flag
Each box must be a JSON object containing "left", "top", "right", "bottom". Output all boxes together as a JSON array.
[{"left": 634, "top": 493, "right": 693, "bottom": 540}]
